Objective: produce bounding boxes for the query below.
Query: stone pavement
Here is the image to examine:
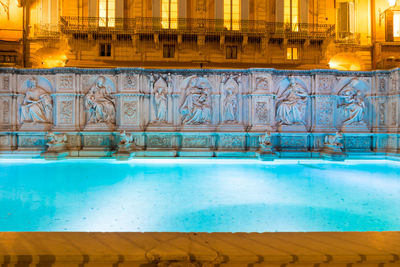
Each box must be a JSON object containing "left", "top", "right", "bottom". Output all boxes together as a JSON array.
[{"left": 0, "top": 232, "right": 399, "bottom": 267}]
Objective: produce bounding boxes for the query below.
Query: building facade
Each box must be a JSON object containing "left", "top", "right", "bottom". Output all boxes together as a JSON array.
[{"left": 0, "top": 0, "right": 400, "bottom": 70}]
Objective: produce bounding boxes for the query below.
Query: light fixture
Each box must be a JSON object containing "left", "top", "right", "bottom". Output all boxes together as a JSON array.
[{"left": 388, "top": 0, "right": 396, "bottom": 7}]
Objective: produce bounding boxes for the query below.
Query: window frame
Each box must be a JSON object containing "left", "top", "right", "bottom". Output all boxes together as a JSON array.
[
  {"left": 284, "top": 0, "right": 299, "bottom": 32},
  {"left": 224, "top": 0, "right": 240, "bottom": 31},
  {"left": 98, "top": 0, "right": 115, "bottom": 27},
  {"left": 161, "top": 0, "right": 178, "bottom": 29}
]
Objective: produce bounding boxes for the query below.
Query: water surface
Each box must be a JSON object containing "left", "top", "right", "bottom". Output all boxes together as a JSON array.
[{"left": 0, "top": 159, "right": 399, "bottom": 232}]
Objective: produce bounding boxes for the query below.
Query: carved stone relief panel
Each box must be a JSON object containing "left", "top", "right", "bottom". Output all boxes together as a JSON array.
[
  {"left": 179, "top": 76, "right": 212, "bottom": 125},
  {"left": 83, "top": 135, "right": 112, "bottom": 147},
  {"left": 335, "top": 78, "right": 370, "bottom": 131},
  {"left": 56, "top": 96, "right": 75, "bottom": 126},
  {"left": 378, "top": 100, "right": 386, "bottom": 127},
  {"left": 275, "top": 76, "right": 309, "bottom": 128},
  {"left": 280, "top": 135, "right": 307, "bottom": 150},
  {"left": 221, "top": 76, "right": 240, "bottom": 124},
  {"left": 147, "top": 135, "right": 172, "bottom": 148},
  {"left": 254, "top": 75, "right": 271, "bottom": 93},
  {"left": 18, "top": 76, "right": 54, "bottom": 129},
  {"left": 344, "top": 136, "right": 372, "bottom": 151},
  {"left": 123, "top": 74, "right": 138, "bottom": 91},
  {"left": 57, "top": 75, "right": 74, "bottom": 91},
  {"left": 219, "top": 135, "right": 245, "bottom": 149},
  {"left": 0, "top": 75, "right": 10, "bottom": 91},
  {"left": 315, "top": 96, "right": 335, "bottom": 127},
  {"left": 18, "top": 135, "right": 47, "bottom": 147},
  {"left": 390, "top": 101, "right": 397, "bottom": 126},
  {"left": 316, "top": 76, "right": 333, "bottom": 94},
  {"left": 378, "top": 76, "right": 387, "bottom": 94},
  {"left": 388, "top": 135, "right": 398, "bottom": 151},
  {"left": 0, "top": 135, "right": 11, "bottom": 148},
  {"left": 121, "top": 97, "right": 138, "bottom": 125},
  {"left": 82, "top": 76, "right": 116, "bottom": 127},
  {"left": 182, "top": 135, "right": 211, "bottom": 148},
  {"left": 151, "top": 77, "right": 169, "bottom": 123},
  {"left": 0, "top": 97, "right": 10, "bottom": 125}
]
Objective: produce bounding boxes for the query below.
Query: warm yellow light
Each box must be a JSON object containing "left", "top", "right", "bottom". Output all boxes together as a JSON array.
[
  {"left": 161, "top": 0, "right": 177, "bottom": 29},
  {"left": 328, "top": 53, "right": 362, "bottom": 71},
  {"left": 99, "top": 0, "right": 115, "bottom": 27},
  {"left": 388, "top": 0, "right": 396, "bottom": 6},
  {"left": 42, "top": 54, "right": 68, "bottom": 68},
  {"left": 284, "top": 0, "right": 299, "bottom": 31},
  {"left": 224, "top": 0, "right": 240, "bottom": 30}
]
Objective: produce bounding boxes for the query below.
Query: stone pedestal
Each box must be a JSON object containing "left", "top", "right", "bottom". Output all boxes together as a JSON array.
[
  {"left": 321, "top": 148, "right": 346, "bottom": 161},
  {"left": 84, "top": 123, "right": 115, "bottom": 131}
]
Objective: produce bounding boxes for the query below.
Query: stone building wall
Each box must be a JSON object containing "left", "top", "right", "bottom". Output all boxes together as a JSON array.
[{"left": 0, "top": 67, "right": 398, "bottom": 158}]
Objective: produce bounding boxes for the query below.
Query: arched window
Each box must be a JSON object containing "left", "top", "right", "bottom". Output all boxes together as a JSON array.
[
  {"left": 99, "top": 0, "right": 115, "bottom": 27},
  {"left": 161, "top": 0, "right": 178, "bottom": 29},
  {"left": 284, "top": 0, "right": 299, "bottom": 31},
  {"left": 224, "top": 0, "right": 240, "bottom": 30}
]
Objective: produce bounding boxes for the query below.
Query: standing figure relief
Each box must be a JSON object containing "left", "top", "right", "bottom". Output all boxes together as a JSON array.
[
  {"left": 275, "top": 77, "right": 308, "bottom": 126},
  {"left": 153, "top": 77, "right": 168, "bottom": 122},
  {"left": 20, "top": 77, "right": 53, "bottom": 124},
  {"left": 84, "top": 76, "right": 116, "bottom": 124},
  {"left": 222, "top": 77, "right": 239, "bottom": 123}
]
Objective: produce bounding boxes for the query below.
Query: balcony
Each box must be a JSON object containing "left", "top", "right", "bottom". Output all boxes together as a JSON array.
[{"left": 59, "top": 17, "right": 335, "bottom": 41}]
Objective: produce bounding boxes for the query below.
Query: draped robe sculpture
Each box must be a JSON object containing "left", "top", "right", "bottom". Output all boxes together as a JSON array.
[
  {"left": 84, "top": 76, "right": 115, "bottom": 124},
  {"left": 20, "top": 77, "right": 53, "bottom": 124}
]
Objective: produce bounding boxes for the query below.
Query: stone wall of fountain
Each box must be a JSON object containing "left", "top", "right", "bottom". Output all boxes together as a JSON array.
[{"left": 0, "top": 68, "right": 398, "bottom": 158}]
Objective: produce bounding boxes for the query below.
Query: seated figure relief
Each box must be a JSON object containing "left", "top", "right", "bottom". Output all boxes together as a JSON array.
[
  {"left": 338, "top": 80, "right": 365, "bottom": 126},
  {"left": 84, "top": 76, "right": 115, "bottom": 124},
  {"left": 276, "top": 77, "right": 308, "bottom": 126},
  {"left": 20, "top": 77, "right": 53, "bottom": 124},
  {"left": 180, "top": 76, "right": 212, "bottom": 125}
]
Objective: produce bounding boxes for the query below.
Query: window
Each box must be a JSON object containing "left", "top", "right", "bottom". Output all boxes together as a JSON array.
[
  {"left": 224, "top": 0, "right": 240, "bottom": 30},
  {"left": 163, "top": 45, "right": 175, "bottom": 58},
  {"left": 161, "top": 0, "right": 178, "bottom": 29},
  {"left": 286, "top": 47, "right": 298, "bottom": 60},
  {"left": 284, "top": 0, "right": 299, "bottom": 31},
  {"left": 100, "top": 44, "right": 112, "bottom": 57},
  {"left": 226, "top": 46, "right": 238, "bottom": 59},
  {"left": 99, "top": 0, "right": 115, "bottom": 27},
  {"left": 336, "top": 1, "right": 355, "bottom": 39}
]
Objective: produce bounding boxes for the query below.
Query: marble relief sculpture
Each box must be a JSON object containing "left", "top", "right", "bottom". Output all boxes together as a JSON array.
[
  {"left": 257, "top": 131, "right": 276, "bottom": 160},
  {"left": 323, "top": 132, "right": 344, "bottom": 153},
  {"left": 20, "top": 77, "right": 53, "bottom": 124},
  {"left": 338, "top": 80, "right": 366, "bottom": 126},
  {"left": 118, "top": 130, "right": 135, "bottom": 151},
  {"left": 46, "top": 132, "right": 67, "bottom": 152},
  {"left": 222, "top": 77, "right": 239, "bottom": 123},
  {"left": 84, "top": 76, "right": 115, "bottom": 124},
  {"left": 321, "top": 132, "right": 346, "bottom": 161},
  {"left": 180, "top": 76, "right": 212, "bottom": 125},
  {"left": 276, "top": 77, "right": 308, "bottom": 126},
  {"left": 153, "top": 77, "right": 168, "bottom": 122}
]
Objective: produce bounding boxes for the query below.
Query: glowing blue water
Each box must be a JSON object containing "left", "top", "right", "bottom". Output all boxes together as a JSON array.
[{"left": 0, "top": 159, "right": 399, "bottom": 232}]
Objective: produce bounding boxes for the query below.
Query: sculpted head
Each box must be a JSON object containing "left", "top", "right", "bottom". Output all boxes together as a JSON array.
[
  {"left": 27, "top": 77, "right": 38, "bottom": 89},
  {"left": 96, "top": 76, "right": 106, "bottom": 87}
]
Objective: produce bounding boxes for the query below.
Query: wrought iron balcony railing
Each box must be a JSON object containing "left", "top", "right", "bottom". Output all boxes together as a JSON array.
[{"left": 59, "top": 17, "right": 335, "bottom": 39}]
